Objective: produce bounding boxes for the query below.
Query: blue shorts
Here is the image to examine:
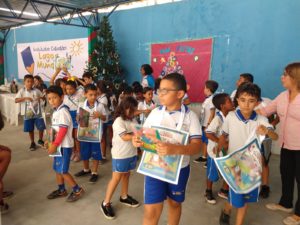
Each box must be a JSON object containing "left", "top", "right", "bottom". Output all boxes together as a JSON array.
[
  {"left": 207, "top": 156, "right": 219, "bottom": 182},
  {"left": 228, "top": 187, "right": 259, "bottom": 208},
  {"left": 24, "top": 117, "right": 46, "bottom": 132},
  {"left": 70, "top": 110, "right": 78, "bottom": 128},
  {"left": 53, "top": 148, "right": 72, "bottom": 174},
  {"left": 80, "top": 142, "right": 102, "bottom": 160},
  {"left": 201, "top": 127, "right": 208, "bottom": 144},
  {"left": 112, "top": 156, "right": 137, "bottom": 172},
  {"left": 144, "top": 166, "right": 190, "bottom": 204}
]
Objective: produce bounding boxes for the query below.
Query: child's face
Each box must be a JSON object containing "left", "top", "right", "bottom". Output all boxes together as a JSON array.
[
  {"left": 24, "top": 78, "right": 34, "bottom": 90},
  {"left": 140, "top": 67, "right": 146, "bottom": 76},
  {"left": 236, "top": 93, "right": 259, "bottom": 115},
  {"left": 33, "top": 78, "right": 39, "bottom": 86},
  {"left": 135, "top": 92, "right": 144, "bottom": 101},
  {"left": 60, "top": 82, "right": 66, "bottom": 91},
  {"left": 203, "top": 86, "right": 211, "bottom": 96},
  {"left": 236, "top": 76, "right": 246, "bottom": 87},
  {"left": 144, "top": 90, "right": 153, "bottom": 102},
  {"left": 85, "top": 90, "right": 97, "bottom": 104},
  {"left": 83, "top": 77, "right": 93, "bottom": 84},
  {"left": 66, "top": 85, "right": 76, "bottom": 95},
  {"left": 221, "top": 97, "right": 234, "bottom": 113},
  {"left": 47, "top": 93, "right": 63, "bottom": 109},
  {"left": 158, "top": 79, "right": 184, "bottom": 107}
]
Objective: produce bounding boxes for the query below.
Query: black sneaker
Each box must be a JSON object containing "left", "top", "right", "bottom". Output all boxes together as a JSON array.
[
  {"left": 37, "top": 139, "right": 44, "bottom": 147},
  {"left": 120, "top": 195, "right": 140, "bottom": 208},
  {"left": 218, "top": 189, "right": 229, "bottom": 200},
  {"left": 29, "top": 142, "right": 37, "bottom": 151},
  {"left": 0, "top": 203, "right": 9, "bottom": 214},
  {"left": 205, "top": 190, "right": 216, "bottom": 205},
  {"left": 203, "top": 162, "right": 207, "bottom": 169},
  {"left": 66, "top": 188, "right": 84, "bottom": 202},
  {"left": 193, "top": 156, "right": 207, "bottom": 163},
  {"left": 101, "top": 201, "right": 115, "bottom": 220},
  {"left": 89, "top": 174, "right": 99, "bottom": 183},
  {"left": 47, "top": 189, "right": 68, "bottom": 199},
  {"left": 2, "top": 191, "right": 14, "bottom": 200},
  {"left": 219, "top": 211, "right": 230, "bottom": 225},
  {"left": 74, "top": 170, "right": 91, "bottom": 177},
  {"left": 260, "top": 185, "right": 270, "bottom": 199}
]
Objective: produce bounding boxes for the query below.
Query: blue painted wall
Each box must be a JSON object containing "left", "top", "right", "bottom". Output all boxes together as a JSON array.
[{"left": 4, "top": 0, "right": 300, "bottom": 99}]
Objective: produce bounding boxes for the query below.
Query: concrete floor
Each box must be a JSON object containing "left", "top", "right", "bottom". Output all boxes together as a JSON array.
[{"left": 0, "top": 121, "right": 292, "bottom": 225}]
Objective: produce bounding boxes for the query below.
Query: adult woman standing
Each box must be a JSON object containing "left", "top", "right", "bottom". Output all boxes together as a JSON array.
[{"left": 258, "top": 62, "right": 300, "bottom": 225}]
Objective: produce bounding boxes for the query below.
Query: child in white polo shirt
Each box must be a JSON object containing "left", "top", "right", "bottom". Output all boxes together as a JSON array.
[
  {"left": 74, "top": 84, "right": 107, "bottom": 183},
  {"left": 205, "top": 93, "right": 234, "bottom": 204},
  {"left": 218, "top": 83, "right": 278, "bottom": 225},
  {"left": 137, "top": 87, "right": 156, "bottom": 125},
  {"left": 101, "top": 96, "right": 140, "bottom": 219},
  {"left": 133, "top": 73, "right": 202, "bottom": 225},
  {"left": 46, "top": 85, "right": 84, "bottom": 202}
]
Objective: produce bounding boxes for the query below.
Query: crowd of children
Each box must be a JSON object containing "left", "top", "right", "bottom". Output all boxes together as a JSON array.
[{"left": 7, "top": 62, "right": 300, "bottom": 225}]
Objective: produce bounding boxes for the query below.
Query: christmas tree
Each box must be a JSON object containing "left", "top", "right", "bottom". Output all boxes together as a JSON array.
[{"left": 87, "top": 16, "right": 122, "bottom": 82}]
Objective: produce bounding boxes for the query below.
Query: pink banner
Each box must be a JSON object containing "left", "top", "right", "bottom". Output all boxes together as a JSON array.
[{"left": 151, "top": 38, "right": 213, "bottom": 102}]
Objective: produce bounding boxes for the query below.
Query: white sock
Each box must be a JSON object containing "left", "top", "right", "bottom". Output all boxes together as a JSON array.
[{"left": 83, "top": 169, "right": 90, "bottom": 172}]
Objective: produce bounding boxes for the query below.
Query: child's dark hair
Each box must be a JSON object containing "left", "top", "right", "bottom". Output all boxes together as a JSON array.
[
  {"left": 143, "top": 87, "right": 153, "bottom": 94},
  {"left": 205, "top": 80, "right": 219, "bottom": 94},
  {"left": 123, "top": 86, "right": 133, "bottom": 95},
  {"left": 66, "top": 80, "right": 77, "bottom": 89},
  {"left": 82, "top": 71, "right": 93, "bottom": 79},
  {"left": 132, "top": 81, "right": 141, "bottom": 88},
  {"left": 97, "top": 80, "right": 112, "bottom": 109},
  {"left": 141, "top": 64, "right": 153, "bottom": 75},
  {"left": 162, "top": 73, "right": 187, "bottom": 92},
  {"left": 24, "top": 74, "right": 34, "bottom": 81},
  {"left": 84, "top": 83, "right": 97, "bottom": 93},
  {"left": 133, "top": 85, "right": 143, "bottom": 94},
  {"left": 240, "top": 73, "right": 254, "bottom": 83},
  {"left": 114, "top": 96, "right": 138, "bottom": 120},
  {"left": 236, "top": 82, "right": 261, "bottom": 101},
  {"left": 54, "top": 78, "right": 67, "bottom": 87},
  {"left": 46, "top": 85, "right": 64, "bottom": 97},
  {"left": 212, "top": 93, "right": 230, "bottom": 110},
  {"left": 34, "top": 75, "right": 43, "bottom": 82}
]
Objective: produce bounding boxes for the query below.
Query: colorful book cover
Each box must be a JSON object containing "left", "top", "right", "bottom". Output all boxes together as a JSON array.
[
  {"left": 77, "top": 108, "right": 101, "bottom": 142},
  {"left": 137, "top": 125, "right": 189, "bottom": 185},
  {"left": 48, "top": 127, "right": 62, "bottom": 157},
  {"left": 21, "top": 46, "right": 35, "bottom": 75},
  {"left": 24, "top": 100, "right": 42, "bottom": 120},
  {"left": 131, "top": 125, "right": 160, "bottom": 153},
  {"left": 214, "top": 138, "right": 263, "bottom": 194}
]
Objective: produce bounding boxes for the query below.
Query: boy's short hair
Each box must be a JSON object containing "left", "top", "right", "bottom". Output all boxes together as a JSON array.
[
  {"left": 162, "top": 73, "right": 187, "bottom": 92},
  {"left": 236, "top": 82, "right": 261, "bottom": 101},
  {"left": 82, "top": 71, "right": 93, "bottom": 79},
  {"left": 84, "top": 83, "right": 97, "bottom": 93},
  {"left": 46, "top": 85, "right": 64, "bottom": 97},
  {"left": 65, "top": 80, "right": 77, "bottom": 89},
  {"left": 133, "top": 85, "right": 143, "bottom": 94},
  {"left": 240, "top": 73, "right": 254, "bottom": 83},
  {"left": 54, "top": 78, "right": 67, "bottom": 87},
  {"left": 24, "top": 74, "right": 34, "bottom": 81},
  {"left": 143, "top": 87, "right": 153, "bottom": 94},
  {"left": 141, "top": 64, "right": 153, "bottom": 75},
  {"left": 212, "top": 93, "right": 230, "bottom": 110},
  {"left": 154, "top": 78, "right": 161, "bottom": 91},
  {"left": 205, "top": 80, "right": 219, "bottom": 94},
  {"left": 132, "top": 81, "right": 141, "bottom": 88},
  {"left": 123, "top": 86, "right": 133, "bottom": 95}
]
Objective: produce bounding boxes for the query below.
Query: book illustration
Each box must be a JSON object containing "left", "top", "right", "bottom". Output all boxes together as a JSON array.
[
  {"left": 21, "top": 46, "right": 35, "bottom": 75},
  {"left": 78, "top": 107, "right": 89, "bottom": 127},
  {"left": 132, "top": 125, "right": 159, "bottom": 153},
  {"left": 77, "top": 108, "right": 101, "bottom": 142},
  {"left": 47, "top": 127, "right": 62, "bottom": 157},
  {"left": 24, "top": 100, "right": 41, "bottom": 120},
  {"left": 214, "top": 138, "right": 262, "bottom": 194}
]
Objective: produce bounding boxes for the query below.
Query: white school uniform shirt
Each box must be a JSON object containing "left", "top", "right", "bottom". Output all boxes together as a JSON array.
[
  {"left": 152, "top": 92, "right": 160, "bottom": 105},
  {"left": 63, "top": 90, "right": 82, "bottom": 111},
  {"left": 15, "top": 87, "right": 43, "bottom": 116},
  {"left": 111, "top": 117, "right": 137, "bottom": 159},
  {"left": 144, "top": 105, "right": 202, "bottom": 168},
  {"left": 222, "top": 109, "right": 273, "bottom": 154},
  {"left": 97, "top": 94, "right": 111, "bottom": 122},
  {"left": 255, "top": 97, "right": 272, "bottom": 110},
  {"left": 51, "top": 104, "right": 74, "bottom": 148},
  {"left": 206, "top": 111, "right": 226, "bottom": 158},
  {"left": 230, "top": 89, "right": 237, "bottom": 100},
  {"left": 138, "top": 100, "right": 156, "bottom": 124},
  {"left": 201, "top": 94, "right": 215, "bottom": 127},
  {"left": 77, "top": 100, "right": 107, "bottom": 140}
]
